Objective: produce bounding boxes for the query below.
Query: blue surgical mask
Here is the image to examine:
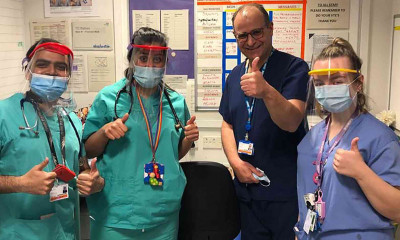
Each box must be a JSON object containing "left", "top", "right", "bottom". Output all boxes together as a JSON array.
[
  {"left": 30, "top": 73, "right": 68, "bottom": 102},
  {"left": 315, "top": 81, "right": 357, "bottom": 113},
  {"left": 133, "top": 65, "right": 165, "bottom": 88}
]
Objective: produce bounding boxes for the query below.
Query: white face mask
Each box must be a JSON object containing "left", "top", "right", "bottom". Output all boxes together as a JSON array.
[
  {"left": 314, "top": 78, "right": 358, "bottom": 113},
  {"left": 133, "top": 65, "right": 165, "bottom": 88}
]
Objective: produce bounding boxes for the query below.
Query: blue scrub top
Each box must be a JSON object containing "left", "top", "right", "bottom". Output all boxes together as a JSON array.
[
  {"left": 219, "top": 50, "right": 309, "bottom": 201},
  {"left": 296, "top": 113, "right": 400, "bottom": 239},
  {"left": 0, "top": 93, "right": 82, "bottom": 240},
  {"left": 82, "top": 78, "right": 190, "bottom": 230}
]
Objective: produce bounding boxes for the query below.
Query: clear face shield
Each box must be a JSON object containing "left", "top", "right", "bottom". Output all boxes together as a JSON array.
[
  {"left": 24, "top": 42, "right": 76, "bottom": 114},
  {"left": 127, "top": 43, "right": 169, "bottom": 116},
  {"left": 305, "top": 57, "right": 361, "bottom": 122}
]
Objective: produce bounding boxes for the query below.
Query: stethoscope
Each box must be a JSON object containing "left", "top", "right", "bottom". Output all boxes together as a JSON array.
[
  {"left": 114, "top": 82, "right": 184, "bottom": 131},
  {"left": 19, "top": 91, "right": 83, "bottom": 159}
]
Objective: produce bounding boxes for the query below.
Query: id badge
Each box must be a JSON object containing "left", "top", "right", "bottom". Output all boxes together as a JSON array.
[
  {"left": 304, "top": 193, "right": 315, "bottom": 209},
  {"left": 303, "top": 209, "right": 316, "bottom": 234},
  {"left": 144, "top": 162, "right": 164, "bottom": 186},
  {"left": 49, "top": 183, "right": 69, "bottom": 202},
  {"left": 315, "top": 192, "right": 326, "bottom": 220},
  {"left": 238, "top": 140, "right": 254, "bottom": 156}
]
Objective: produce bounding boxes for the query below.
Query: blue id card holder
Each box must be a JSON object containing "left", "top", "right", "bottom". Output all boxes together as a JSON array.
[
  {"left": 144, "top": 162, "right": 164, "bottom": 186},
  {"left": 238, "top": 140, "right": 254, "bottom": 156}
]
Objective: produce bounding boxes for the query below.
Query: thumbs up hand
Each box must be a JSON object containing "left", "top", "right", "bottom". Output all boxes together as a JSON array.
[
  {"left": 20, "top": 158, "right": 57, "bottom": 195},
  {"left": 333, "top": 137, "right": 367, "bottom": 179},
  {"left": 184, "top": 116, "right": 199, "bottom": 142},
  {"left": 77, "top": 158, "right": 105, "bottom": 196},
  {"left": 240, "top": 57, "right": 270, "bottom": 98},
  {"left": 102, "top": 113, "right": 129, "bottom": 140}
]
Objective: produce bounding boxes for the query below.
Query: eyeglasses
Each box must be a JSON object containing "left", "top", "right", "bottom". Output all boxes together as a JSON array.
[{"left": 234, "top": 27, "right": 266, "bottom": 43}]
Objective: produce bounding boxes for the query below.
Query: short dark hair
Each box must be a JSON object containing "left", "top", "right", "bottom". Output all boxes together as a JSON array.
[
  {"left": 26, "top": 38, "right": 60, "bottom": 61},
  {"left": 232, "top": 3, "right": 270, "bottom": 29}
]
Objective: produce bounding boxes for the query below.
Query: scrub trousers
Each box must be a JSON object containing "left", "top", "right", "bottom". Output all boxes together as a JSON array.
[
  {"left": 239, "top": 199, "right": 298, "bottom": 240},
  {"left": 90, "top": 212, "right": 179, "bottom": 240}
]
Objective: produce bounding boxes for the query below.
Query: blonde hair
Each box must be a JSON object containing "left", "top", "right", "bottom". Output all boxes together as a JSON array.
[{"left": 314, "top": 37, "right": 368, "bottom": 115}]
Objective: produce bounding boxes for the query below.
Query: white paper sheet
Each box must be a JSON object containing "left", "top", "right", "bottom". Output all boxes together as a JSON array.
[
  {"left": 161, "top": 10, "right": 189, "bottom": 50},
  {"left": 72, "top": 20, "right": 113, "bottom": 51},
  {"left": 87, "top": 54, "right": 115, "bottom": 92},
  {"left": 44, "top": 0, "right": 98, "bottom": 17},
  {"left": 30, "top": 19, "right": 70, "bottom": 46},
  {"left": 132, "top": 10, "right": 160, "bottom": 32}
]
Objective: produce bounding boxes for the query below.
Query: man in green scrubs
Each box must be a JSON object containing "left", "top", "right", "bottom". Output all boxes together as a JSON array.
[
  {"left": 0, "top": 38, "right": 81, "bottom": 239},
  {"left": 77, "top": 27, "right": 199, "bottom": 240}
]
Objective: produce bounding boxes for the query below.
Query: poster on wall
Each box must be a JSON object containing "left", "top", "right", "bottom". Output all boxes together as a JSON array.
[
  {"left": 30, "top": 19, "right": 70, "bottom": 46},
  {"left": 72, "top": 20, "right": 114, "bottom": 51},
  {"left": 87, "top": 54, "right": 115, "bottom": 92},
  {"left": 196, "top": 0, "right": 306, "bottom": 110},
  {"left": 306, "top": 0, "right": 350, "bottom": 29},
  {"left": 44, "top": 0, "right": 98, "bottom": 17},
  {"left": 132, "top": 10, "right": 161, "bottom": 32},
  {"left": 304, "top": 30, "right": 349, "bottom": 63},
  {"left": 70, "top": 54, "right": 88, "bottom": 92},
  {"left": 161, "top": 10, "right": 189, "bottom": 50}
]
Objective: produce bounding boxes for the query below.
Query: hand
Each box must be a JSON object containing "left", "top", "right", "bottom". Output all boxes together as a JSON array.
[
  {"left": 102, "top": 113, "right": 129, "bottom": 140},
  {"left": 240, "top": 57, "right": 270, "bottom": 98},
  {"left": 333, "top": 137, "right": 367, "bottom": 179},
  {"left": 184, "top": 116, "right": 199, "bottom": 142},
  {"left": 77, "top": 159, "right": 104, "bottom": 196},
  {"left": 20, "top": 158, "right": 57, "bottom": 195},
  {"left": 232, "top": 159, "right": 262, "bottom": 184}
]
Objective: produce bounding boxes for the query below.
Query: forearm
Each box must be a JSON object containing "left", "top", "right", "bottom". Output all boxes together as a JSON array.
[
  {"left": 0, "top": 176, "right": 24, "bottom": 193},
  {"left": 221, "top": 121, "right": 242, "bottom": 168},
  {"left": 262, "top": 85, "right": 304, "bottom": 132},
  {"left": 178, "top": 138, "right": 193, "bottom": 160},
  {"left": 355, "top": 164, "right": 400, "bottom": 221},
  {"left": 84, "top": 129, "right": 109, "bottom": 158}
]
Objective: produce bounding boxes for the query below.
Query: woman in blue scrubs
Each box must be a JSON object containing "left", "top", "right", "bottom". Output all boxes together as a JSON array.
[
  {"left": 0, "top": 39, "right": 81, "bottom": 239},
  {"left": 77, "top": 27, "right": 199, "bottom": 240},
  {"left": 296, "top": 37, "right": 400, "bottom": 240}
]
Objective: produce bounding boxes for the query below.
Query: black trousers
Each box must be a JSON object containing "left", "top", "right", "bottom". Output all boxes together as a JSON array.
[{"left": 239, "top": 199, "right": 298, "bottom": 240}]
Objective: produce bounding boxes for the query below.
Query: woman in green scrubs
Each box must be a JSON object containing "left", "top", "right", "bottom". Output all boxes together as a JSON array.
[
  {"left": 0, "top": 38, "right": 81, "bottom": 239},
  {"left": 78, "top": 27, "right": 199, "bottom": 240}
]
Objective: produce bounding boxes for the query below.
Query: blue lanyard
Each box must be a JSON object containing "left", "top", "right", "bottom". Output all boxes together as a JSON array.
[{"left": 243, "top": 49, "right": 274, "bottom": 140}]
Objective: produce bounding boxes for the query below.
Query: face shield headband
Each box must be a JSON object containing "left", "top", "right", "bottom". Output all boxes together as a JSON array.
[
  {"left": 308, "top": 58, "right": 361, "bottom": 113},
  {"left": 28, "top": 42, "right": 74, "bottom": 60},
  {"left": 129, "top": 44, "right": 169, "bottom": 89}
]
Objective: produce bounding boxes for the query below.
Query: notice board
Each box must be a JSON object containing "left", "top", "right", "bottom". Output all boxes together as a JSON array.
[{"left": 195, "top": 0, "right": 306, "bottom": 110}]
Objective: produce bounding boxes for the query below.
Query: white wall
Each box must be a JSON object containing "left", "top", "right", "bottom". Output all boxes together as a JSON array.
[
  {"left": 0, "top": 0, "right": 26, "bottom": 99},
  {"left": 363, "top": 0, "right": 395, "bottom": 114}
]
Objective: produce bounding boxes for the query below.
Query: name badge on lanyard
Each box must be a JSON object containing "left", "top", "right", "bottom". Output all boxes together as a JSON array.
[
  {"left": 303, "top": 110, "right": 358, "bottom": 233},
  {"left": 237, "top": 53, "right": 271, "bottom": 156},
  {"left": 136, "top": 88, "right": 165, "bottom": 187},
  {"left": 50, "top": 182, "right": 69, "bottom": 202},
  {"left": 238, "top": 140, "right": 254, "bottom": 156}
]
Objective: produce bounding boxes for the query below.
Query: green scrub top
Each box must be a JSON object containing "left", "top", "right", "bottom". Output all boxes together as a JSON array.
[
  {"left": 0, "top": 93, "right": 82, "bottom": 240},
  {"left": 83, "top": 78, "right": 190, "bottom": 230}
]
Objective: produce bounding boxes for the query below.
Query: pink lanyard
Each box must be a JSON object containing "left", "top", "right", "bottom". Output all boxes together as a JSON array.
[{"left": 314, "top": 110, "right": 358, "bottom": 188}]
